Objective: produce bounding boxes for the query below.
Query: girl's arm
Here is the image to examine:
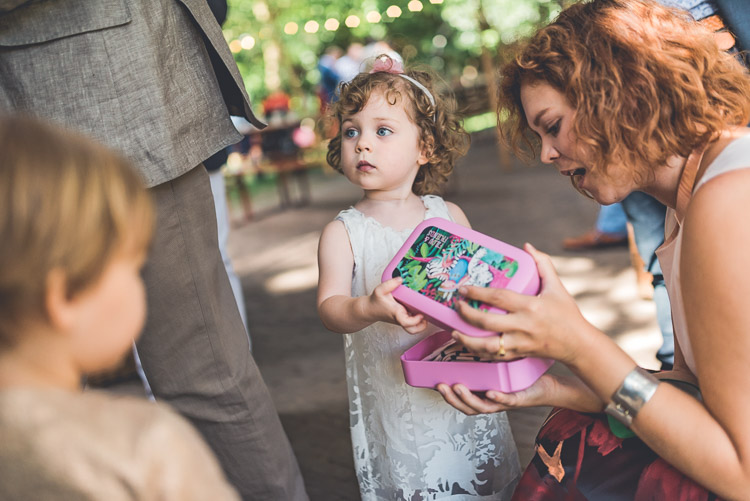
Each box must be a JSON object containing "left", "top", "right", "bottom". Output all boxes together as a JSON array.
[{"left": 317, "top": 220, "right": 427, "bottom": 334}]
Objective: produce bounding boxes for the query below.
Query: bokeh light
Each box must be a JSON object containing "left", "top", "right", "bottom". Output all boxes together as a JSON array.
[
  {"left": 304, "top": 20, "right": 320, "bottom": 33},
  {"left": 432, "top": 34, "right": 447, "bottom": 48},
  {"left": 324, "top": 18, "right": 340, "bottom": 31},
  {"left": 284, "top": 22, "right": 299, "bottom": 35},
  {"left": 407, "top": 0, "right": 423, "bottom": 12},
  {"left": 386, "top": 5, "right": 402, "bottom": 18},
  {"left": 240, "top": 35, "right": 255, "bottom": 50},
  {"left": 402, "top": 44, "right": 418, "bottom": 60},
  {"left": 345, "top": 15, "right": 360, "bottom": 28},
  {"left": 252, "top": 2, "right": 271, "bottom": 22},
  {"left": 366, "top": 11, "right": 382, "bottom": 23}
]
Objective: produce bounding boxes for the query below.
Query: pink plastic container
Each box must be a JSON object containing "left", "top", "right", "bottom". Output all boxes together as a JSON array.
[
  {"left": 401, "top": 331, "right": 554, "bottom": 392},
  {"left": 382, "top": 218, "right": 553, "bottom": 392}
]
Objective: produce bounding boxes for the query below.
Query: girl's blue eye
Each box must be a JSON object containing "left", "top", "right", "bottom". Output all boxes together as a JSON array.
[
  {"left": 344, "top": 128, "right": 359, "bottom": 138},
  {"left": 377, "top": 127, "right": 392, "bottom": 137}
]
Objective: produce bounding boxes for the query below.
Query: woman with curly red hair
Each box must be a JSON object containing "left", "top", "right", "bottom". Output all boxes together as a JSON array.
[{"left": 438, "top": 0, "right": 750, "bottom": 498}]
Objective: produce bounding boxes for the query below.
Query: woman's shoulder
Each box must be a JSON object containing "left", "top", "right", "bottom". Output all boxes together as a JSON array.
[{"left": 699, "top": 131, "right": 750, "bottom": 187}]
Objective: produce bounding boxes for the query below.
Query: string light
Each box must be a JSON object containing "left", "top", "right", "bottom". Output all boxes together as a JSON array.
[
  {"left": 385, "top": 5, "right": 402, "bottom": 17},
  {"left": 365, "top": 11, "right": 381, "bottom": 23},
  {"left": 252, "top": 2, "right": 271, "bottom": 22},
  {"left": 232, "top": 0, "right": 443, "bottom": 44},
  {"left": 407, "top": 0, "right": 423, "bottom": 12},
  {"left": 240, "top": 35, "right": 256, "bottom": 50},
  {"left": 345, "top": 15, "right": 360, "bottom": 28}
]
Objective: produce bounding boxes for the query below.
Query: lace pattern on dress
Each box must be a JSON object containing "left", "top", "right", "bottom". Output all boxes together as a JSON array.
[{"left": 335, "top": 195, "right": 521, "bottom": 500}]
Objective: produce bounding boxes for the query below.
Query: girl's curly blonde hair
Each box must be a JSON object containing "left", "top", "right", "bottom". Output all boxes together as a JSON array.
[
  {"left": 500, "top": 0, "right": 750, "bottom": 183},
  {"left": 326, "top": 58, "right": 469, "bottom": 195}
]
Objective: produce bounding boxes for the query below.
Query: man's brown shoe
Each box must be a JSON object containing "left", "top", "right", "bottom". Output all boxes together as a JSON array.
[{"left": 562, "top": 229, "right": 628, "bottom": 251}]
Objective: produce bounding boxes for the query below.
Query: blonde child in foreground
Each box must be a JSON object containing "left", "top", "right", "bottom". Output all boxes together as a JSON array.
[
  {"left": 0, "top": 115, "right": 239, "bottom": 501},
  {"left": 316, "top": 55, "right": 521, "bottom": 500}
]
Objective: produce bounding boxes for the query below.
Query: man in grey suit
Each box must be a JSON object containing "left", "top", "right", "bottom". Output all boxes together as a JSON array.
[{"left": 0, "top": 1, "right": 308, "bottom": 499}]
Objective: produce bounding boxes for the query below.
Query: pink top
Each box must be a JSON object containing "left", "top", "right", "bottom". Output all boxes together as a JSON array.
[{"left": 656, "top": 135, "right": 750, "bottom": 374}]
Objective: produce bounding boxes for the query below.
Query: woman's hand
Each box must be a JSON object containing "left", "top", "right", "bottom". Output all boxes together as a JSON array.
[
  {"left": 367, "top": 277, "right": 428, "bottom": 334},
  {"left": 452, "top": 243, "right": 590, "bottom": 365},
  {"left": 437, "top": 372, "right": 604, "bottom": 415}
]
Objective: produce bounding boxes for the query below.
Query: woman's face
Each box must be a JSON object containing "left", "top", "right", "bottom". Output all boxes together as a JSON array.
[{"left": 520, "top": 82, "right": 634, "bottom": 204}]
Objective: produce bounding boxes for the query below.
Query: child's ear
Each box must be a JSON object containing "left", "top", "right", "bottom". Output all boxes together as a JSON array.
[
  {"left": 45, "top": 268, "right": 76, "bottom": 332},
  {"left": 417, "top": 148, "right": 430, "bottom": 166},
  {"left": 418, "top": 137, "right": 434, "bottom": 166}
]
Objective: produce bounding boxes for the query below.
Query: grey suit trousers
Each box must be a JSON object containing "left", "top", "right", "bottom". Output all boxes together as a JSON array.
[{"left": 142, "top": 166, "right": 307, "bottom": 500}]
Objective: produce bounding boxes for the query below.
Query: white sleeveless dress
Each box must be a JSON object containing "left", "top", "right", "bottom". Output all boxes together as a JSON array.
[{"left": 336, "top": 195, "right": 521, "bottom": 501}]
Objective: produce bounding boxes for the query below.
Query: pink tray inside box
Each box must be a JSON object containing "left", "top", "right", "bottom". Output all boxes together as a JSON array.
[
  {"left": 382, "top": 217, "right": 540, "bottom": 338},
  {"left": 401, "top": 331, "right": 554, "bottom": 392}
]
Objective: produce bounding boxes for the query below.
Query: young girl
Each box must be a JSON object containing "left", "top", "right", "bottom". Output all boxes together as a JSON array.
[
  {"left": 0, "top": 115, "right": 239, "bottom": 500},
  {"left": 317, "top": 55, "right": 521, "bottom": 500}
]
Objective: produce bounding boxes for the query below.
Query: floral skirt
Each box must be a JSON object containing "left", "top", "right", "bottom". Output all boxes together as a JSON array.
[{"left": 511, "top": 408, "right": 720, "bottom": 501}]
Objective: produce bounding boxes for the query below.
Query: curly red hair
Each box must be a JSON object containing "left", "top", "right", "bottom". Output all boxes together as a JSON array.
[
  {"left": 500, "top": 0, "right": 750, "bottom": 182},
  {"left": 325, "top": 58, "right": 469, "bottom": 196}
]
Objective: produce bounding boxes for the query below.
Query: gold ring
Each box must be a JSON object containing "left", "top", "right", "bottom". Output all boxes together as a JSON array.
[{"left": 496, "top": 335, "right": 506, "bottom": 357}]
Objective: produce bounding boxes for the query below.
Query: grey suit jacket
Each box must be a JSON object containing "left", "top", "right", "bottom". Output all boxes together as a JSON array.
[{"left": 0, "top": 0, "right": 264, "bottom": 187}]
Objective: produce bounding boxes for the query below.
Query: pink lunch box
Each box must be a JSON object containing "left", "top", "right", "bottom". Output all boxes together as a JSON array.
[{"left": 381, "top": 217, "right": 554, "bottom": 392}]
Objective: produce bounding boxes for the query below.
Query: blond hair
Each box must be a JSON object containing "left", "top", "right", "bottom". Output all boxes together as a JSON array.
[
  {"left": 0, "top": 115, "right": 154, "bottom": 345},
  {"left": 326, "top": 59, "right": 469, "bottom": 195},
  {"left": 500, "top": 0, "right": 750, "bottom": 183}
]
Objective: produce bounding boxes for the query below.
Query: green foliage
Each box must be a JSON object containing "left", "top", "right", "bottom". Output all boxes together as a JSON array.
[
  {"left": 420, "top": 242, "right": 430, "bottom": 258},
  {"left": 408, "top": 264, "right": 429, "bottom": 290},
  {"left": 224, "top": 0, "right": 562, "bottom": 116}
]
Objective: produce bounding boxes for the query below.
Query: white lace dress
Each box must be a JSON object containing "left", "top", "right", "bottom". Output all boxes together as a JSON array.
[{"left": 336, "top": 195, "right": 521, "bottom": 501}]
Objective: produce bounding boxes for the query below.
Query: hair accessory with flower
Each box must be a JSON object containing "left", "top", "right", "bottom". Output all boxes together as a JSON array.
[{"left": 369, "top": 54, "right": 436, "bottom": 109}]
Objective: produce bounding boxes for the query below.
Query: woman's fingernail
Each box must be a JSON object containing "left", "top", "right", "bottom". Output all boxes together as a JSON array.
[
  {"left": 458, "top": 286, "right": 467, "bottom": 295},
  {"left": 437, "top": 386, "right": 445, "bottom": 396},
  {"left": 451, "top": 330, "right": 459, "bottom": 340},
  {"left": 454, "top": 386, "right": 463, "bottom": 396}
]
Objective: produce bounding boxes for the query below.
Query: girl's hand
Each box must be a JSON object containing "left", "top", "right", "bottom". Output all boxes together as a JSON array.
[
  {"left": 436, "top": 373, "right": 603, "bottom": 416},
  {"left": 452, "top": 243, "right": 589, "bottom": 365},
  {"left": 368, "top": 277, "right": 428, "bottom": 334}
]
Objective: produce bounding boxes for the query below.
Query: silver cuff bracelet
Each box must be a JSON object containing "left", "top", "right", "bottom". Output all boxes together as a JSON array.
[{"left": 604, "top": 367, "right": 660, "bottom": 427}]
